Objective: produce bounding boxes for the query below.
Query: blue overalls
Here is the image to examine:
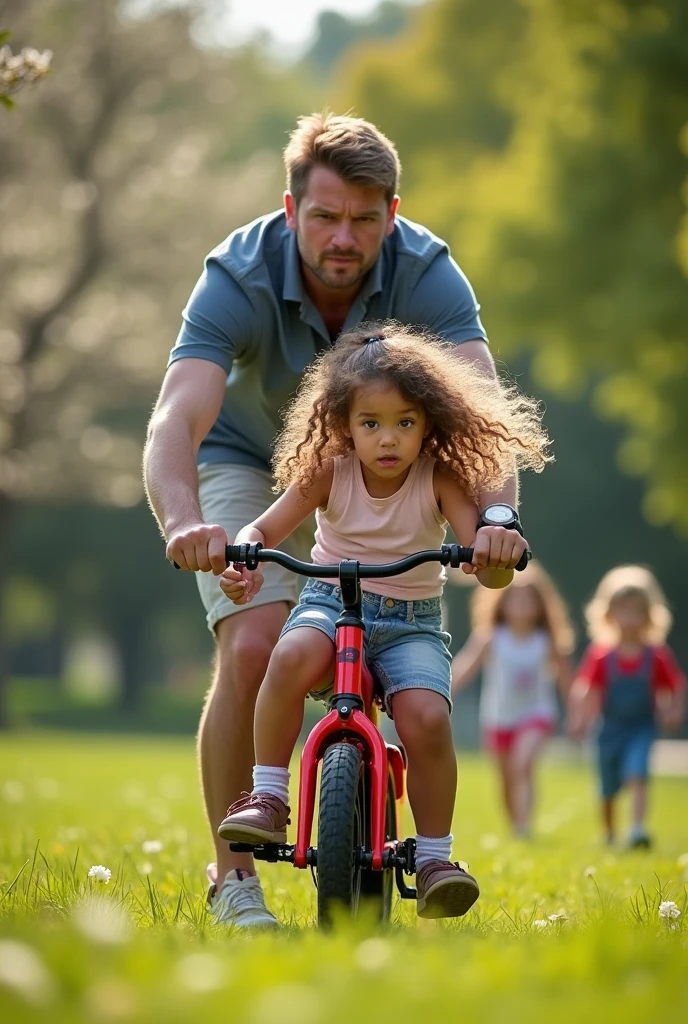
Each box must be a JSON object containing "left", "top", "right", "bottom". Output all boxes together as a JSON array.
[{"left": 597, "top": 648, "right": 656, "bottom": 798}]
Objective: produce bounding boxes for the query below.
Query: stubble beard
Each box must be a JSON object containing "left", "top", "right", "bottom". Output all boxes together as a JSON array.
[{"left": 299, "top": 242, "right": 374, "bottom": 291}]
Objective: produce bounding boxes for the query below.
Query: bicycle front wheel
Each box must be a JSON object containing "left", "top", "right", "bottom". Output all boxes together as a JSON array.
[
  {"left": 317, "top": 742, "right": 365, "bottom": 928},
  {"left": 359, "top": 771, "right": 396, "bottom": 922}
]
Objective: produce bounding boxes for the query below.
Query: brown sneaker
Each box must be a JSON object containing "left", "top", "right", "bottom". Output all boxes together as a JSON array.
[
  {"left": 217, "top": 792, "right": 290, "bottom": 845},
  {"left": 416, "top": 860, "right": 480, "bottom": 919}
]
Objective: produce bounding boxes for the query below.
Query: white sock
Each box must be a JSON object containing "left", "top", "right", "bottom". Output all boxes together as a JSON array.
[
  {"left": 252, "top": 765, "right": 290, "bottom": 805},
  {"left": 415, "top": 833, "right": 453, "bottom": 869}
]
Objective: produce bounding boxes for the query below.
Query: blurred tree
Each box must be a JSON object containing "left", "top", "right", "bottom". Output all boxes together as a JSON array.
[
  {"left": 304, "top": 2, "right": 409, "bottom": 79},
  {"left": 342, "top": 0, "right": 688, "bottom": 535},
  {"left": 8, "top": 501, "right": 212, "bottom": 714},
  {"left": 0, "top": 0, "right": 308, "bottom": 723}
]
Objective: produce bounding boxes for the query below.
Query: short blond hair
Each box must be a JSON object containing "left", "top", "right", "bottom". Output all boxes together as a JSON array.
[
  {"left": 585, "top": 565, "right": 672, "bottom": 645},
  {"left": 469, "top": 561, "right": 575, "bottom": 657},
  {"left": 284, "top": 112, "right": 401, "bottom": 206}
]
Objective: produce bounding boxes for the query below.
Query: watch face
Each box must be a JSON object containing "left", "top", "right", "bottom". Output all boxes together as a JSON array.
[{"left": 484, "top": 504, "right": 514, "bottom": 525}]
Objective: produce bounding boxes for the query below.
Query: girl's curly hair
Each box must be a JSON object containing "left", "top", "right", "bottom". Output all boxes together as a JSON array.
[
  {"left": 469, "top": 560, "right": 575, "bottom": 657},
  {"left": 273, "top": 321, "right": 552, "bottom": 499}
]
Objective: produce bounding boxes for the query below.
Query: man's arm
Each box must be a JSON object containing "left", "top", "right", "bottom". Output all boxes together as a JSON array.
[
  {"left": 143, "top": 358, "right": 229, "bottom": 574},
  {"left": 409, "top": 251, "right": 519, "bottom": 510},
  {"left": 452, "top": 339, "right": 525, "bottom": 575},
  {"left": 454, "top": 339, "right": 518, "bottom": 508}
]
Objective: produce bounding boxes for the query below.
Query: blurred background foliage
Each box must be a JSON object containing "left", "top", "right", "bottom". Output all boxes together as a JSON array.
[{"left": 1, "top": 0, "right": 687, "bottom": 733}]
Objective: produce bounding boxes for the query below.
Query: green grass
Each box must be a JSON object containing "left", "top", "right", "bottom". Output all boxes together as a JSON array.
[{"left": 1, "top": 734, "right": 687, "bottom": 1023}]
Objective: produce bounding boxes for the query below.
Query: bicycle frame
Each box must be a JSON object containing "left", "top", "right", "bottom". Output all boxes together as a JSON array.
[
  {"left": 219, "top": 541, "right": 529, "bottom": 886},
  {"left": 294, "top": 560, "right": 406, "bottom": 870}
]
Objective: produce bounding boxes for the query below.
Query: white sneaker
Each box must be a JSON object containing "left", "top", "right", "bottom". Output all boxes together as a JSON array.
[{"left": 206, "top": 864, "right": 279, "bottom": 929}]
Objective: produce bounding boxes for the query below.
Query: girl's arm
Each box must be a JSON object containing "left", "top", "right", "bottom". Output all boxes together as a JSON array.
[
  {"left": 552, "top": 650, "right": 576, "bottom": 703},
  {"left": 435, "top": 466, "right": 514, "bottom": 590},
  {"left": 654, "top": 647, "right": 686, "bottom": 731},
  {"left": 220, "top": 465, "right": 333, "bottom": 605},
  {"left": 451, "top": 631, "right": 491, "bottom": 694},
  {"left": 567, "top": 677, "right": 601, "bottom": 739}
]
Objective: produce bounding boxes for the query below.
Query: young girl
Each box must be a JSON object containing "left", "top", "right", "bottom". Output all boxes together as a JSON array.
[
  {"left": 451, "top": 563, "right": 575, "bottom": 838},
  {"left": 216, "top": 322, "right": 550, "bottom": 918},
  {"left": 568, "top": 566, "right": 685, "bottom": 848}
]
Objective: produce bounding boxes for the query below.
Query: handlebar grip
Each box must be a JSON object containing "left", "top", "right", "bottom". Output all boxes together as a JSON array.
[
  {"left": 515, "top": 548, "right": 531, "bottom": 572},
  {"left": 226, "top": 542, "right": 263, "bottom": 569},
  {"left": 172, "top": 541, "right": 263, "bottom": 571},
  {"left": 444, "top": 544, "right": 531, "bottom": 572}
]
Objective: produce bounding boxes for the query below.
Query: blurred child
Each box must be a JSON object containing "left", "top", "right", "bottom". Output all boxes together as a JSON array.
[
  {"left": 568, "top": 565, "right": 685, "bottom": 848},
  {"left": 451, "top": 563, "right": 574, "bottom": 837}
]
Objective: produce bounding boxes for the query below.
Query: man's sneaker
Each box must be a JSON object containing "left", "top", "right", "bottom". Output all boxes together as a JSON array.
[
  {"left": 206, "top": 864, "right": 278, "bottom": 929},
  {"left": 217, "top": 793, "right": 290, "bottom": 845},
  {"left": 416, "top": 860, "right": 480, "bottom": 919}
]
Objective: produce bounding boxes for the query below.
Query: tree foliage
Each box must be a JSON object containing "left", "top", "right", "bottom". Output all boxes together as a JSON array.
[
  {"left": 0, "top": 0, "right": 309, "bottom": 717},
  {"left": 342, "top": 0, "right": 688, "bottom": 534}
]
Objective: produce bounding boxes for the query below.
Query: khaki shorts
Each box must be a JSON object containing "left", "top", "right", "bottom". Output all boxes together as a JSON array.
[{"left": 196, "top": 462, "right": 315, "bottom": 632}]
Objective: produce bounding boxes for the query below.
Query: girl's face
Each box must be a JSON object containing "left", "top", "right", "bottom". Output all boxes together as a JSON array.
[
  {"left": 347, "top": 383, "right": 428, "bottom": 484},
  {"left": 606, "top": 593, "right": 650, "bottom": 642},
  {"left": 499, "top": 584, "right": 543, "bottom": 632}
]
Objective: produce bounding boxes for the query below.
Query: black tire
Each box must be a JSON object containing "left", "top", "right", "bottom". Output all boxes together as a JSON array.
[
  {"left": 317, "top": 742, "right": 366, "bottom": 927},
  {"left": 359, "top": 772, "right": 396, "bottom": 923}
]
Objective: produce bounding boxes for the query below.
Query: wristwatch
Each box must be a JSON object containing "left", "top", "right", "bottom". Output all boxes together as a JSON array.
[{"left": 478, "top": 503, "right": 523, "bottom": 536}]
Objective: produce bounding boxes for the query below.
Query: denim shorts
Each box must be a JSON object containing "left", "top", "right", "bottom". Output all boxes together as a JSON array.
[
  {"left": 597, "top": 725, "right": 655, "bottom": 798},
  {"left": 280, "top": 579, "right": 452, "bottom": 715}
]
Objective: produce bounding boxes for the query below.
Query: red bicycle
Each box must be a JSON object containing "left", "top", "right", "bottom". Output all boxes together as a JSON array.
[{"left": 224, "top": 541, "right": 490, "bottom": 927}]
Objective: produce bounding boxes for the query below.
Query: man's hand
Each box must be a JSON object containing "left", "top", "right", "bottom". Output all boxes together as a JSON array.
[
  {"left": 166, "top": 523, "right": 229, "bottom": 575},
  {"left": 219, "top": 564, "right": 264, "bottom": 605},
  {"left": 461, "top": 525, "right": 528, "bottom": 575}
]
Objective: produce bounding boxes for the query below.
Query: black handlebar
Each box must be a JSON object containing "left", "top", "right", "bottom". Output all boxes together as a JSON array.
[{"left": 223, "top": 542, "right": 531, "bottom": 576}]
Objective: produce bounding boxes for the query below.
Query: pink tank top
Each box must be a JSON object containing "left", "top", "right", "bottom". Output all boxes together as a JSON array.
[{"left": 311, "top": 452, "right": 448, "bottom": 599}]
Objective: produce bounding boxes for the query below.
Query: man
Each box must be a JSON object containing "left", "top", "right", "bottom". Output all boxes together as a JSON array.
[{"left": 144, "top": 113, "right": 528, "bottom": 927}]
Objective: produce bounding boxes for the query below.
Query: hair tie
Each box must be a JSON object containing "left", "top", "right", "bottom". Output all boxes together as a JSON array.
[{"left": 364, "top": 335, "right": 384, "bottom": 344}]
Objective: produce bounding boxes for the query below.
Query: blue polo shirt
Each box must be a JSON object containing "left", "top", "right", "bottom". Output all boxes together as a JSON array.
[{"left": 168, "top": 209, "right": 487, "bottom": 470}]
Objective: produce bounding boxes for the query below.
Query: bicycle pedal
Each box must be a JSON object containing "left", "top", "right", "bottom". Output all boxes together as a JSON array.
[{"left": 228, "top": 842, "right": 297, "bottom": 863}]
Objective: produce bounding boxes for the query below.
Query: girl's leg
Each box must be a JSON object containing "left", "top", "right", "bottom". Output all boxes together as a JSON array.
[
  {"left": 392, "top": 689, "right": 456, "bottom": 837},
  {"left": 627, "top": 777, "right": 650, "bottom": 845},
  {"left": 629, "top": 778, "right": 648, "bottom": 828},
  {"left": 602, "top": 797, "right": 615, "bottom": 843},
  {"left": 393, "top": 687, "right": 479, "bottom": 918},
  {"left": 218, "top": 627, "right": 335, "bottom": 844},
  {"left": 510, "top": 726, "right": 549, "bottom": 836},
  {"left": 254, "top": 627, "right": 335, "bottom": 767},
  {"left": 623, "top": 731, "right": 653, "bottom": 845},
  {"left": 494, "top": 750, "right": 517, "bottom": 829}
]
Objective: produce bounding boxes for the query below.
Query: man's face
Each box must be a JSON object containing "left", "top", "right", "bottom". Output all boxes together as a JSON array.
[{"left": 284, "top": 166, "right": 398, "bottom": 291}]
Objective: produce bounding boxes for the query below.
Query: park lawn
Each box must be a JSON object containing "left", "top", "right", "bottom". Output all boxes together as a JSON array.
[{"left": 0, "top": 733, "right": 686, "bottom": 1023}]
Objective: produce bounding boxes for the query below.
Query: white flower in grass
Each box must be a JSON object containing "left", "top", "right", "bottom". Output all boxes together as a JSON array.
[
  {"left": 142, "top": 839, "right": 163, "bottom": 854},
  {"left": 532, "top": 919, "right": 549, "bottom": 929},
  {"left": 138, "top": 861, "right": 153, "bottom": 876},
  {"left": 355, "top": 938, "right": 391, "bottom": 971},
  {"left": 584, "top": 865, "right": 596, "bottom": 878},
  {"left": 658, "top": 901, "right": 681, "bottom": 920},
  {"left": 73, "top": 897, "right": 131, "bottom": 945},
  {"left": 548, "top": 911, "right": 568, "bottom": 922},
  {"left": 88, "top": 865, "right": 112, "bottom": 883},
  {"left": 2, "top": 779, "right": 25, "bottom": 803},
  {"left": 0, "top": 940, "right": 56, "bottom": 1005},
  {"left": 176, "top": 953, "right": 226, "bottom": 993}
]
